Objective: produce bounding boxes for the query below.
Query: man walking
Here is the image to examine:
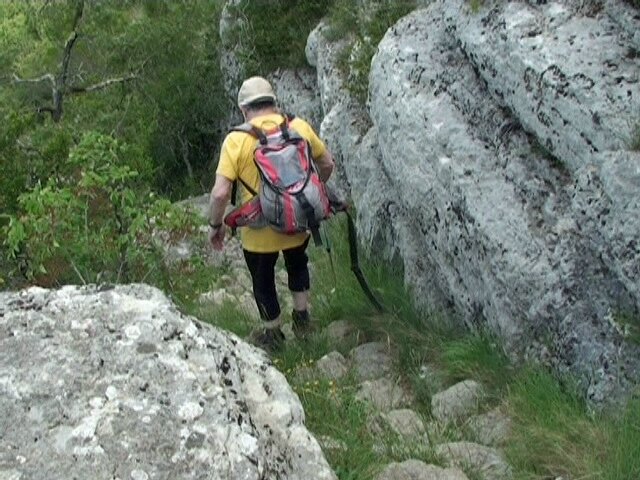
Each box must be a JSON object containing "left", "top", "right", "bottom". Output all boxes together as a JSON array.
[{"left": 208, "top": 76, "right": 334, "bottom": 351}]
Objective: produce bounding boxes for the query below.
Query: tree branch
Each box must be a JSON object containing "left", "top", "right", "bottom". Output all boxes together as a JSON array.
[
  {"left": 12, "top": 73, "right": 56, "bottom": 86},
  {"left": 177, "top": 133, "right": 195, "bottom": 179},
  {"left": 69, "top": 75, "right": 137, "bottom": 94},
  {"left": 10, "top": 0, "right": 137, "bottom": 122},
  {"left": 59, "top": 31, "right": 78, "bottom": 91},
  {"left": 71, "top": 0, "right": 84, "bottom": 31}
]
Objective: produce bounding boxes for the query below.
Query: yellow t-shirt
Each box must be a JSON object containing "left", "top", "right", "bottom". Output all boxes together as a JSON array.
[{"left": 216, "top": 113, "right": 327, "bottom": 253}]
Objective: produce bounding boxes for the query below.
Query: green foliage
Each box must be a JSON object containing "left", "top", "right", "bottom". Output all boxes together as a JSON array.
[
  {"left": 613, "top": 310, "right": 640, "bottom": 345},
  {"left": 325, "top": 0, "right": 417, "bottom": 104},
  {"left": 1, "top": 1, "right": 226, "bottom": 207},
  {"left": 2, "top": 131, "right": 199, "bottom": 286},
  {"left": 468, "top": 0, "right": 484, "bottom": 13},
  {"left": 227, "top": 0, "right": 329, "bottom": 77}
]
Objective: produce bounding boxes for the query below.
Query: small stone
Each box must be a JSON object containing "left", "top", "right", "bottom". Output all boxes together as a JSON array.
[
  {"left": 316, "top": 352, "right": 348, "bottom": 381},
  {"left": 467, "top": 408, "right": 511, "bottom": 446},
  {"left": 130, "top": 469, "right": 149, "bottom": 480},
  {"left": 356, "top": 377, "right": 413, "bottom": 411},
  {"left": 105, "top": 386, "right": 118, "bottom": 401},
  {"left": 177, "top": 402, "right": 204, "bottom": 421},
  {"left": 431, "top": 380, "right": 484, "bottom": 423},
  {"left": 325, "top": 320, "right": 357, "bottom": 344},
  {"left": 383, "top": 409, "right": 426, "bottom": 439},
  {"left": 375, "top": 459, "right": 469, "bottom": 480},
  {"left": 350, "top": 342, "right": 393, "bottom": 381},
  {"left": 436, "top": 441, "right": 512, "bottom": 480}
]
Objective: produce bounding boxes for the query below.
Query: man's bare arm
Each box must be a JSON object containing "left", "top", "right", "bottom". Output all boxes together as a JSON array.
[
  {"left": 315, "top": 149, "right": 335, "bottom": 182},
  {"left": 208, "top": 174, "right": 233, "bottom": 225}
]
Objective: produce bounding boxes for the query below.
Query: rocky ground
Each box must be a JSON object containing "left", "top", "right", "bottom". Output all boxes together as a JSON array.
[{"left": 200, "top": 236, "right": 516, "bottom": 480}]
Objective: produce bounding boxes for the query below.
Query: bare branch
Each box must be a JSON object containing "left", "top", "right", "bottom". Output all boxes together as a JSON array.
[
  {"left": 12, "top": 73, "right": 55, "bottom": 86},
  {"left": 37, "top": 106, "right": 56, "bottom": 115},
  {"left": 177, "top": 134, "right": 195, "bottom": 179},
  {"left": 69, "top": 75, "right": 137, "bottom": 94}
]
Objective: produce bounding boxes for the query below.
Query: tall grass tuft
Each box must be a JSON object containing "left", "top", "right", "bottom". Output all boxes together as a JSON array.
[{"left": 506, "top": 369, "right": 640, "bottom": 479}]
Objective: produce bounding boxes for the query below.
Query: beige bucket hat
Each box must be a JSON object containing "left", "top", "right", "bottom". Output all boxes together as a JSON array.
[{"left": 237, "top": 76, "right": 276, "bottom": 107}]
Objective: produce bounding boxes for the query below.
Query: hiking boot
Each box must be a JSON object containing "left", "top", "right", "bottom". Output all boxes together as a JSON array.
[
  {"left": 292, "top": 310, "right": 314, "bottom": 339},
  {"left": 249, "top": 327, "right": 285, "bottom": 353}
]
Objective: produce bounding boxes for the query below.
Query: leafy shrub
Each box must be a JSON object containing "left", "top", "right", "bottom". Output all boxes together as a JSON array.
[{"left": 3, "top": 131, "right": 200, "bottom": 286}]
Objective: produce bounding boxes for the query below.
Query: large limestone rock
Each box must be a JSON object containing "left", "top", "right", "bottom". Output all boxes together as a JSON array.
[
  {"left": 311, "top": 0, "right": 640, "bottom": 404},
  {"left": 443, "top": 0, "right": 640, "bottom": 170},
  {"left": 0, "top": 285, "right": 336, "bottom": 480}
]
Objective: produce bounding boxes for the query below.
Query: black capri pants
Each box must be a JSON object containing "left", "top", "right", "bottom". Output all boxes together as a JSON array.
[{"left": 242, "top": 237, "right": 310, "bottom": 321}]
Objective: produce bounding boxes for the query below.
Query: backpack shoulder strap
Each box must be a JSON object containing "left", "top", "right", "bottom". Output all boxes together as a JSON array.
[
  {"left": 280, "top": 113, "right": 305, "bottom": 141},
  {"left": 230, "top": 122, "right": 268, "bottom": 145},
  {"left": 279, "top": 117, "right": 291, "bottom": 141},
  {"left": 227, "top": 123, "right": 260, "bottom": 202}
]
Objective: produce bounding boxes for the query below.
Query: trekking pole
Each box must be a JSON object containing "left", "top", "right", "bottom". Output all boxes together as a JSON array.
[
  {"left": 326, "top": 188, "right": 385, "bottom": 312},
  {"left": 343, "top": 210, "right": 385, "bottom": 313},
  {"left": 321, "top": 223, "right": 338, "bottom": 290}
]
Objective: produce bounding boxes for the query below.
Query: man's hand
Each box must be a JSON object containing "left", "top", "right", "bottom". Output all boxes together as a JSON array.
[
  {"left": 208, "top": 224, "right": 226, "bottom": 251},
  {"left": 208, "top": 174, "right": 233, "bottom": 251}
]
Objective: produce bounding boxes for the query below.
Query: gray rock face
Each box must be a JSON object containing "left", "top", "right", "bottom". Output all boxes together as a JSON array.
[
  {"left": 269, "top": 68, "right": 323, "bottom": 131},
  {"left": 310, "top": 1, "right": 640, "bottom": 404},
  {"left": 443, "top": 0, "right": 640, "bottom": 170},
  {"left": 218, "top": 0, "right": 245, "bottom": 101},
  {"left": 0, "top": 285, "right": 336, "bottom": 480}
]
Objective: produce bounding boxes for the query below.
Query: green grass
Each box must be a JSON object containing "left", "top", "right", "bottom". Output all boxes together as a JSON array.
[
  {"left": 506, "top": 370, "right": 640, "bottom": 479},
  {"left": 440, "top": 334, "right": 511, "bottom": 393},
  {"left": 468, "top": 0, "right": 484, "bottom": 13},
  {"left": 613, "top": 311, "right": 640, "bottom": 345},
  {"left": 604, "top": 396, "right": 640, "bottom": 479}
]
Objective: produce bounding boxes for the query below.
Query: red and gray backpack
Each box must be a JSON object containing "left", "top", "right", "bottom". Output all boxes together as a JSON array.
[{"left": 224, "top": 116, "right": 332, "bottom": 245}]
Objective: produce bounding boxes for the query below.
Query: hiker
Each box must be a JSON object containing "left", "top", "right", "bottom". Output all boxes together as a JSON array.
[{"left": 207, "top": 76, "right": 335, "bottom": 351}]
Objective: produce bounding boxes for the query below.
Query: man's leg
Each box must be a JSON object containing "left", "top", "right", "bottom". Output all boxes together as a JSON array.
[
  {"left": 282, "top": 238, "right": 312, "bottom": 338},
  {"left": 243, "top": 249, "right": 284, "bottom": 350}
]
